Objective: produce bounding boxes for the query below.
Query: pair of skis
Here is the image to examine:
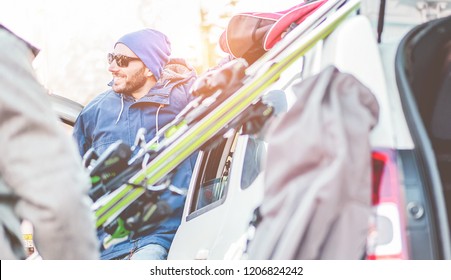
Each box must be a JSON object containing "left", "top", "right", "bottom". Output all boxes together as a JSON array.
[{"left": 90, "top": 0, "right": 361, "bottom": 236}]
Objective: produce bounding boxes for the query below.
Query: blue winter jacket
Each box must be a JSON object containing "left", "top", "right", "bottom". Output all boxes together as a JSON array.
[{"left": 73, "top": 58, "right": 197, "bottom": 259}]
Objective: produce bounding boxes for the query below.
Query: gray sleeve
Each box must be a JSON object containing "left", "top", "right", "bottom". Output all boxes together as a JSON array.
[{"left": 0, "top": 29, "right": 99, "bottom": 259}]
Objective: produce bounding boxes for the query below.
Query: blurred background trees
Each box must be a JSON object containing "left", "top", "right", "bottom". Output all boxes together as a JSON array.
[{"left": 1, "top": 0, "right": 299, "bottom": 105}]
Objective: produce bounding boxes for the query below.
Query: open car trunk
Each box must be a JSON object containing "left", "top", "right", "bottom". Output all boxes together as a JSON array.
[{"left": 395, "top": 14, "right": 451, "bottom": 258}]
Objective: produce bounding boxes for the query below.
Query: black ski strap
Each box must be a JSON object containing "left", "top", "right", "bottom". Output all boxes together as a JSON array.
[
  {"left": 0, "top": 194, "right": 18, "bottom": 204},
  {"left": 377, "top": 0, "right": 386, "bottom": 43}
]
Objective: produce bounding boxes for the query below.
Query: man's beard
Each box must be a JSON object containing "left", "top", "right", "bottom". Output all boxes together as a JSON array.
[{"left": 113, "top": 67, "right": 147, "bottom": 96}]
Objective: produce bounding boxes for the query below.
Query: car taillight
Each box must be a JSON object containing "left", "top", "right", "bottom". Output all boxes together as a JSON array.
[{"left": 366, "top": 149, "right": 409, "bottom": 260}]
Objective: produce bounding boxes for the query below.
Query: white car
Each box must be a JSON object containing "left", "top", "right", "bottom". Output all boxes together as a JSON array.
[{"left": 168, "top": 0, "right": 451, "bottom": 260}]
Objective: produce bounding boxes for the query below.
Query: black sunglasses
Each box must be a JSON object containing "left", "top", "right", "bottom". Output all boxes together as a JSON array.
[{"left": 107, "top": 53, "right": 141, "bottom": 67}]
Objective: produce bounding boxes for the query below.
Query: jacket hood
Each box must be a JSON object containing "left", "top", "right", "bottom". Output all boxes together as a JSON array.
[{"left": 158, "top": 57, "right": 197, "bottom": 86}]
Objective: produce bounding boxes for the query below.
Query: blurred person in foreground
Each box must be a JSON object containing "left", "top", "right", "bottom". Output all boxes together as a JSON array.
[
  {"left": 73, "top": 29, "right": 197, "bottom": 260},
  {"left": 0, "top": 24, "right": 99, "bottom": 260}
]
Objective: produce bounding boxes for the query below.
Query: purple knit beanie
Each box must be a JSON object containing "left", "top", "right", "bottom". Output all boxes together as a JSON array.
[{"left": 116, "top": 29, "right": 171, "bottom": 80}]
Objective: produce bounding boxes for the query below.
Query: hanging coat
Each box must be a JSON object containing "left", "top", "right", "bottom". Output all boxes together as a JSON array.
[{"left": 247, "top": 65, "right": 379, "bottom": 259}]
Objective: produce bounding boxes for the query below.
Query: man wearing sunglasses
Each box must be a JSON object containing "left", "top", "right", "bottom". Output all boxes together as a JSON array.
[
  {"left": 73, "top": 29, "right": 197, "bottom": 260},
  {"left": 0, "top": 24, "right": 99, "bottom": 260}
]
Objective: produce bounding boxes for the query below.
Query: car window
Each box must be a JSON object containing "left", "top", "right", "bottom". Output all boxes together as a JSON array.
[
  {"left": 240, "top": 136, "right": 266, "bottom": 190},
  {"left": 188, "top": 134, "right": 238, "bottom": 215},
  {"left": 187, "top": 132, "right": 266, "bottom": 217}
]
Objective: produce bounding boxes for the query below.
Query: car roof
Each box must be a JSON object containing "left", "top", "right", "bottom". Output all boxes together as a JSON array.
[{"left": 49, "top": 94, "right": 83, "bottom": 126}]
